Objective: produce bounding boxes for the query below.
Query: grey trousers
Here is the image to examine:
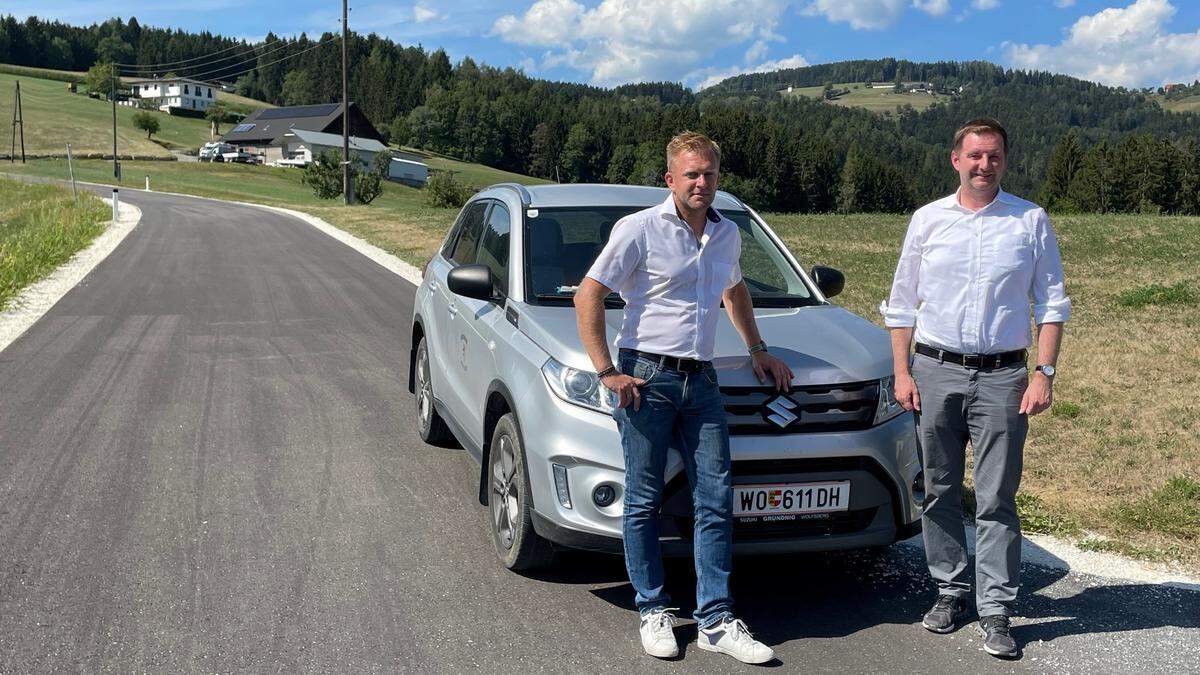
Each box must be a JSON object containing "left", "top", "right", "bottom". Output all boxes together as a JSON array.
[{"left": 911, "top": 352, "right": 1028, "bottom": 617}]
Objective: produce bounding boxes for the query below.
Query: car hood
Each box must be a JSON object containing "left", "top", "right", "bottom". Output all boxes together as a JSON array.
[{"left": 517, "top": 303, "right": 891, "bottom": 386}]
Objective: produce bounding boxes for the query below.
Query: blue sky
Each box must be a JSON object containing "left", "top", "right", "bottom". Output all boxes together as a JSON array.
[{"left": 14, "top": 0, "right": 1200, "bottom": 89}]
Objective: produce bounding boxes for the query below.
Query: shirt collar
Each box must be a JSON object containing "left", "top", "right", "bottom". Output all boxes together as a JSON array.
[
  {"left": 944, "top": 187, "right": 1015, "bottom": 213},
  {"left": 657, "top": 194, "right": 722, "bottom": 224}
]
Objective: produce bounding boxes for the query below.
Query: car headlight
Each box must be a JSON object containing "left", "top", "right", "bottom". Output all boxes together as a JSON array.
[
  {"left": 542, "top": 357, "right": 617, "bottom": 415},
  {"left": 874, "top": 375, "right": 907, "bottom": 425}
]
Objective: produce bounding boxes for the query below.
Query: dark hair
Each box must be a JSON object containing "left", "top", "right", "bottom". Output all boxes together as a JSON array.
[{"left": 953, "top": 117, "right": 1008, "bottom": 154}]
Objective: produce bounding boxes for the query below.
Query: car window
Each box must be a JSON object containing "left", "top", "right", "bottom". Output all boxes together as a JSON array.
[
  {"left": 447, "top": 201, "right": 490, "bottom": 265},
  {"left": 475, "top": 203, "right": 511, "bottom": 296}
]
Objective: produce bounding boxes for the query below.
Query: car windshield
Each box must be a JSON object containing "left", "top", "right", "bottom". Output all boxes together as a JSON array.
[{"left": 525, "top": 206, "right": 817, "bottom": 308}]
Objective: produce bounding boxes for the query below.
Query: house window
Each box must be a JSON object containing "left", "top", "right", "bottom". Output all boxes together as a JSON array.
[
  {"left": 207, "top": 88, "right": 213, "bottom": 98},
  {"left": 184, "top": 84, "right": 189, "bottom": 95}
]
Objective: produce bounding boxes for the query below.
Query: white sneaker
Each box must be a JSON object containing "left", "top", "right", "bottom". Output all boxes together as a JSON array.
[
  {"left": 697, "top": 616, "right": 775, "bottom": 664},
  {"left": 639, "top": 608, "right": 680, "bottom": 658}
]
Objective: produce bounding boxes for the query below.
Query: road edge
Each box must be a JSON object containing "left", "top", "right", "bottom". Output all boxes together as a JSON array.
[{"left": 0, "top": 198, "right": 143, "bottom": 354}]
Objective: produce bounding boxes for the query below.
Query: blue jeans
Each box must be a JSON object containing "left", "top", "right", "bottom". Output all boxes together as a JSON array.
[{"left": 613, "top": 349, "right": 733, "bottom": 628}]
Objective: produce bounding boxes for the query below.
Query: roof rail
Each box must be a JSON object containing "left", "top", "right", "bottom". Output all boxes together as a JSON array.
[{"left": 487, "top": 182, "right": 532, "bottom": 205}]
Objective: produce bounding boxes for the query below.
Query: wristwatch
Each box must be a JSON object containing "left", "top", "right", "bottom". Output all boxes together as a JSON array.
[
  {"left": 749, "top": 340, "right": 768, "bottom": 355},
  {"left": 1035, "top": 364, "right": 1056, "bottom": 379}
]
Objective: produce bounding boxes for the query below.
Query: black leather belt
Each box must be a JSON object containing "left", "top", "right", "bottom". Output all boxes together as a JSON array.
[
  {"left": 915, "top": 343, "right": 1026, "bottom": 369},
  {"left": 621, "top": 348, "right": 710, "bottom": 373}
]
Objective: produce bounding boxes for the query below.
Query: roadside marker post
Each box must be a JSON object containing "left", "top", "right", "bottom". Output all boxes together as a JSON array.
[
  {"left": 145, "top": 175, "right": 150, "bottom": 191},
  {"left": 112, "top": 188, "right": 119, "bottom": 221},
  {"left": 66, "top": 143, "right": 78, "bottom": 203}
]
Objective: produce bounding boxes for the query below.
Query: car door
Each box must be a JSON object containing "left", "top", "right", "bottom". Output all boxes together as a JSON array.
[
  {"left": 451, "top": 201, "right": 515, "bottom": 446},
  {"left": 429, "top": 200, "right": 490, "bottom": 428}
]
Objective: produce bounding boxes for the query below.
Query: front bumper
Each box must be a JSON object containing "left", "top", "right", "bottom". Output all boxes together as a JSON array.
[{"left": 522, "top": 387, "right": 922, "bottom": 555}]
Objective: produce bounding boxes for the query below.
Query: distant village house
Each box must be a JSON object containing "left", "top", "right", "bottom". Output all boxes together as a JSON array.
[{"left": 127, "top": 77, "right": 218, "bottom": 114}]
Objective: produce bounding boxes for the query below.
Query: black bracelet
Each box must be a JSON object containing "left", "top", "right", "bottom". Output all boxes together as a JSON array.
[{"left": 597, "top": 365, "right": 619, "bottom": 379}]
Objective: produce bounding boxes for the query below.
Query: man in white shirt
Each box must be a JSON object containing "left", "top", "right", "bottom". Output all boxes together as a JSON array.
[
  {"left": 575, "top": 132, "right": 791, "bottom": 664},
  {"left": 881, "top": 118, "right": 1070, "bottom": 658}
]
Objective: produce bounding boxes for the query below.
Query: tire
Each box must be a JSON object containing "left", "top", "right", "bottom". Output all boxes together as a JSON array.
[
  {"left": 414, "top": 337, "right": 455, "bottom": 446},
  {"left": 488, "top": 413, "right": 555, "bottom": 571}
]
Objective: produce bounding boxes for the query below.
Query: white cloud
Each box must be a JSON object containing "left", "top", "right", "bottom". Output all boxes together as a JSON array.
[
  {"left": 1004, "top": 0, "right": 1200, "bottom": 88},
  {"left": 802, "top": 0, "right": 907, "bottom": 30},
  {"left": 1054, "top": 0, "right": 1075, "bottom": 6},
  {"left": 493, "top": 0, "right": 794, "bottom": 86},
  {"left": 492, "top": 0, "right": 586, "bottom": 47},
  {"left": 413, "top": 2, "right": 442, "bottom": 23},
  {"left": 972, "top": 0, "right": 1000, "bottom": 10},
  {"left": 913, "top": 0, "right": 951, "bottom": 17},
  {"left": 694, "top": 53, "right": 810, "bottom": 90},
  {"left": 744, "top": 40, "right": 770, "bottom": 64}
]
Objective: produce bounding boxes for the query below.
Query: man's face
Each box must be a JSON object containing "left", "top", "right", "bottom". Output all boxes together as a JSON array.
[
  {"left": 665, "top": 149, "right": 719, "bottom": 213},
  {"left": 951, "top": 132, "right": 1006, "bottom": 196}
]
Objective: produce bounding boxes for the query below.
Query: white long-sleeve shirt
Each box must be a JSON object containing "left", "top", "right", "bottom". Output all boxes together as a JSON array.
[{"left": 880, "top": 189, "right": 1071, "bottom": 354}]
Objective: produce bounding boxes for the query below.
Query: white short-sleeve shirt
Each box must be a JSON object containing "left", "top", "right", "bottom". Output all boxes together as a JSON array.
[
  {"left": 880, "top": 189, "right": 1071, "bottom": 354},
  {"left": 585, "top": 195, "right": 743, "bottom": 361}
]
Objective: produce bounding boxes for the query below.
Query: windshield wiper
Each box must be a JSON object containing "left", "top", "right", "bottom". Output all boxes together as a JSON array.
[{"left": 533, "top": 293, "right": 625, "bottom": 308}]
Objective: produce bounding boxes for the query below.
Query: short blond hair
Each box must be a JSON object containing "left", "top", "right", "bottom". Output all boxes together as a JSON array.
[
  {"left": 666, "top": 131, "right": 721, "bottom": 169},
  {"left": 953, "top": 117, "right": 1009, "bottom": 154}
]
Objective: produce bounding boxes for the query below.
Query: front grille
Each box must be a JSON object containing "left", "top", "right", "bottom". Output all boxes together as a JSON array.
[{"left": 722, "top": 380, "right": 880, "bottom": 435}]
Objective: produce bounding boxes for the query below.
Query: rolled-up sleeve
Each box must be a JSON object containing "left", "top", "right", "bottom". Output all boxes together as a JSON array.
[
  {"left": 586, "top": 216, "right": 643, "bottom": 292},
  {"left": 880, "top": 212, "right": 924, "bottom": 327},
  {"left": 1031, "top": 209, "right": 1072, "bottom": 324}
]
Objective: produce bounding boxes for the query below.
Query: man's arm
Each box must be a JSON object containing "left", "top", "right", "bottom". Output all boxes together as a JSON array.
[
  {"left": 574, "top": 277, "right": 643, "bottom": 409},
  {"left": 890, "top": 327, "right": 919, "bottom": 412},
  {"left": 1019, "top": 321, "right": 1063, "bottom": 416},
  {"left": 722, "top": 281, "right": 793, "bottom": 391}
]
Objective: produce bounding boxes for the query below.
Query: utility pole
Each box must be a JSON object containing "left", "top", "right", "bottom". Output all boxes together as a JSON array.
[
  {"left": 342, "top": 0, "right": 354, "bottom": 205},
  {"left": 10, "top": 80, "right": 24, "bottom": 163},
  {"left": 111, "top": 66, "right": 121, "bottom": 180}
]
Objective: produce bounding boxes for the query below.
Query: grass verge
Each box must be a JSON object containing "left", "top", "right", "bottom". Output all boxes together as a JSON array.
[{"left": 0, "top": 177, "right": 109, "bottom": 310}]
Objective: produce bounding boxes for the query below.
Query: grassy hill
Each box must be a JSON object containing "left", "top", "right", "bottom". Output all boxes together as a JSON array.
[
  {"left": 1153, "top": 94, "right": 1200, "bottom": 114},
  {"left": 781, "top": 82, "right": 949, "bottom": 114},
  {"left": 0, "top": 67, "right": 276, "bottom": 159}
]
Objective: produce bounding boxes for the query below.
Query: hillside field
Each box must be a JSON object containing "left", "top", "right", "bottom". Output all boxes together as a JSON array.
[
  {"left": 781, "top": 81, "right": 950, "bottom": 114},
  {"left": 0, "top": 68, "right": 275, "bottom": 159}
]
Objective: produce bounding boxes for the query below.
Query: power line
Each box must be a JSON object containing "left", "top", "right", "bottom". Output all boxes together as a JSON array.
[
  {"left": 118, "top": 38, "right": 292, "bottom": 77},
  {"left": 115, "top": 40, "right": 261, "bottom": 69},
  {"left": 117, "top": 36, "right": 337, "bottom": 84}
]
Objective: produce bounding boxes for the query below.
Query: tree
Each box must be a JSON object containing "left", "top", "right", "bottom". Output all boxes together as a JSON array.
[
  {"left": 281, "top": 69, "right": 316, "bottom": 106},
  {"left": 387, "top": 116, "right": 411, "bottom": 147},
  {"left": 204, "top": 103, "right": 236, "bottom": 138},
  {"left": 606, "top": 144, "right": 636, "bottom": 184},
  {"left": 95, "top": 35, "right": 134, "bottom": 65},
  {"left": 133, "top": 111, "right": 160, "bottom": 139},
  {"left": 85, "top": 62, "right": 118, "bottom": 99},
  {"left": 1066, "top": 140, "right": 1114, "bottom": 214},
  {"left": 48, "top": 37, "right": 73, "bottom": 69},
  {"left": 302, "top": 150, "right": 345, "bottom": 199},
  {"left": 1039, "top": 130, "right": 1083, "bottom": 211},
  {"left": 822, "top": 82, "right": 835, "bottom": 100}
]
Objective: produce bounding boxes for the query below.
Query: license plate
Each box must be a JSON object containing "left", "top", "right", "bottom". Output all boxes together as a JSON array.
[{"left": 733, "top": 481, "right": 851, "bottom": 516}]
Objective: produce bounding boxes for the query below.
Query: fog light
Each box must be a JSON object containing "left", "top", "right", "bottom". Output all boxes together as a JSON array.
[
  {"left": 552, "top": 463, "right": 572, "bottom": 509},
  {"left": 592, "top": 484, "right": 617, "bottom": 508},
  {"left": 912, "top": 470, "right": 926, "bottom": 505}
]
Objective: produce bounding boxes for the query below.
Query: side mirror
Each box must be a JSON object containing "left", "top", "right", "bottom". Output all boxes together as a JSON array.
[
  {"left": 811, "top": 265, "right": 845, "bottom": 299},
  {"left": 448, "top": 264, "right": 495, "bottom": 301}
]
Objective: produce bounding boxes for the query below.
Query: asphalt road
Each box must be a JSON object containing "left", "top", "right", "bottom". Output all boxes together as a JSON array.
[{"left": 0, "top": 187, "right": 1196, "bottom": 672}]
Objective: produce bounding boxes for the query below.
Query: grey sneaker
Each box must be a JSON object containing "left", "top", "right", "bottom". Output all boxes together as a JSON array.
[
  {"left": 922, "top": 594, "right": 967, "bottom": 633},
  {"left": 977, "top": 614, "right": 1019, "bottom": 658}
]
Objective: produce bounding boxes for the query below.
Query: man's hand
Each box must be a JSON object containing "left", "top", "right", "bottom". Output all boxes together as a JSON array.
[
  {"left": 751, "top": 351, "right": 793, "bottom": 392},
  {"left": 1020, "top": 371, "right": 1053, "bottom": 415},
  {"left": 894, "top": 372, "right": 921, "bottom": 412},
  {"left": 601, "top": 372, "right": 646, "bottom": 410}
]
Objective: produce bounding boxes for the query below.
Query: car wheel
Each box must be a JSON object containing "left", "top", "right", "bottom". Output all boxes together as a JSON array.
[
  {"left": 414, "top": 336, "right": 454, "bottom": 446},
  {"left": 489, "top": 413, "right": 555, "bottom": 571}
]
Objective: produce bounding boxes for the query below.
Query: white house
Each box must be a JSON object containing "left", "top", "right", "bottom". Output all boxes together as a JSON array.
[
  {"left": 266, "top": 128, "right": 387, "bottom": 168},
  {"left": 128, "top": 77, "right": 218, "bottom": 113},
  {"left": 388, "top": 157, "right": 429, "bottom": 186}
]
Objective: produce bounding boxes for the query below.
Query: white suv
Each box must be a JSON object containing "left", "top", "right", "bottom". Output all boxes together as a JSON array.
[{"left": 409, "top": 183, "right": 923, "bottom": 570}]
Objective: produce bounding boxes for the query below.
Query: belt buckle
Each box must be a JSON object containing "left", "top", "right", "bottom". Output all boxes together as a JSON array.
[{"left": 962, "top": 353, "right": 983, "bottom": 369}]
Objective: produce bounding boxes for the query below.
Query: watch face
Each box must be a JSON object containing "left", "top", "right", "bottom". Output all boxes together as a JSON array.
[{"left": 1040, "top": 365, "right": 1056, "bottom": 377}]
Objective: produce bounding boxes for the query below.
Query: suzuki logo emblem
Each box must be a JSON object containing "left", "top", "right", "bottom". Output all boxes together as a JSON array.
[{"left": 763, "top": 395, "right": 800, "bottom": 429}]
